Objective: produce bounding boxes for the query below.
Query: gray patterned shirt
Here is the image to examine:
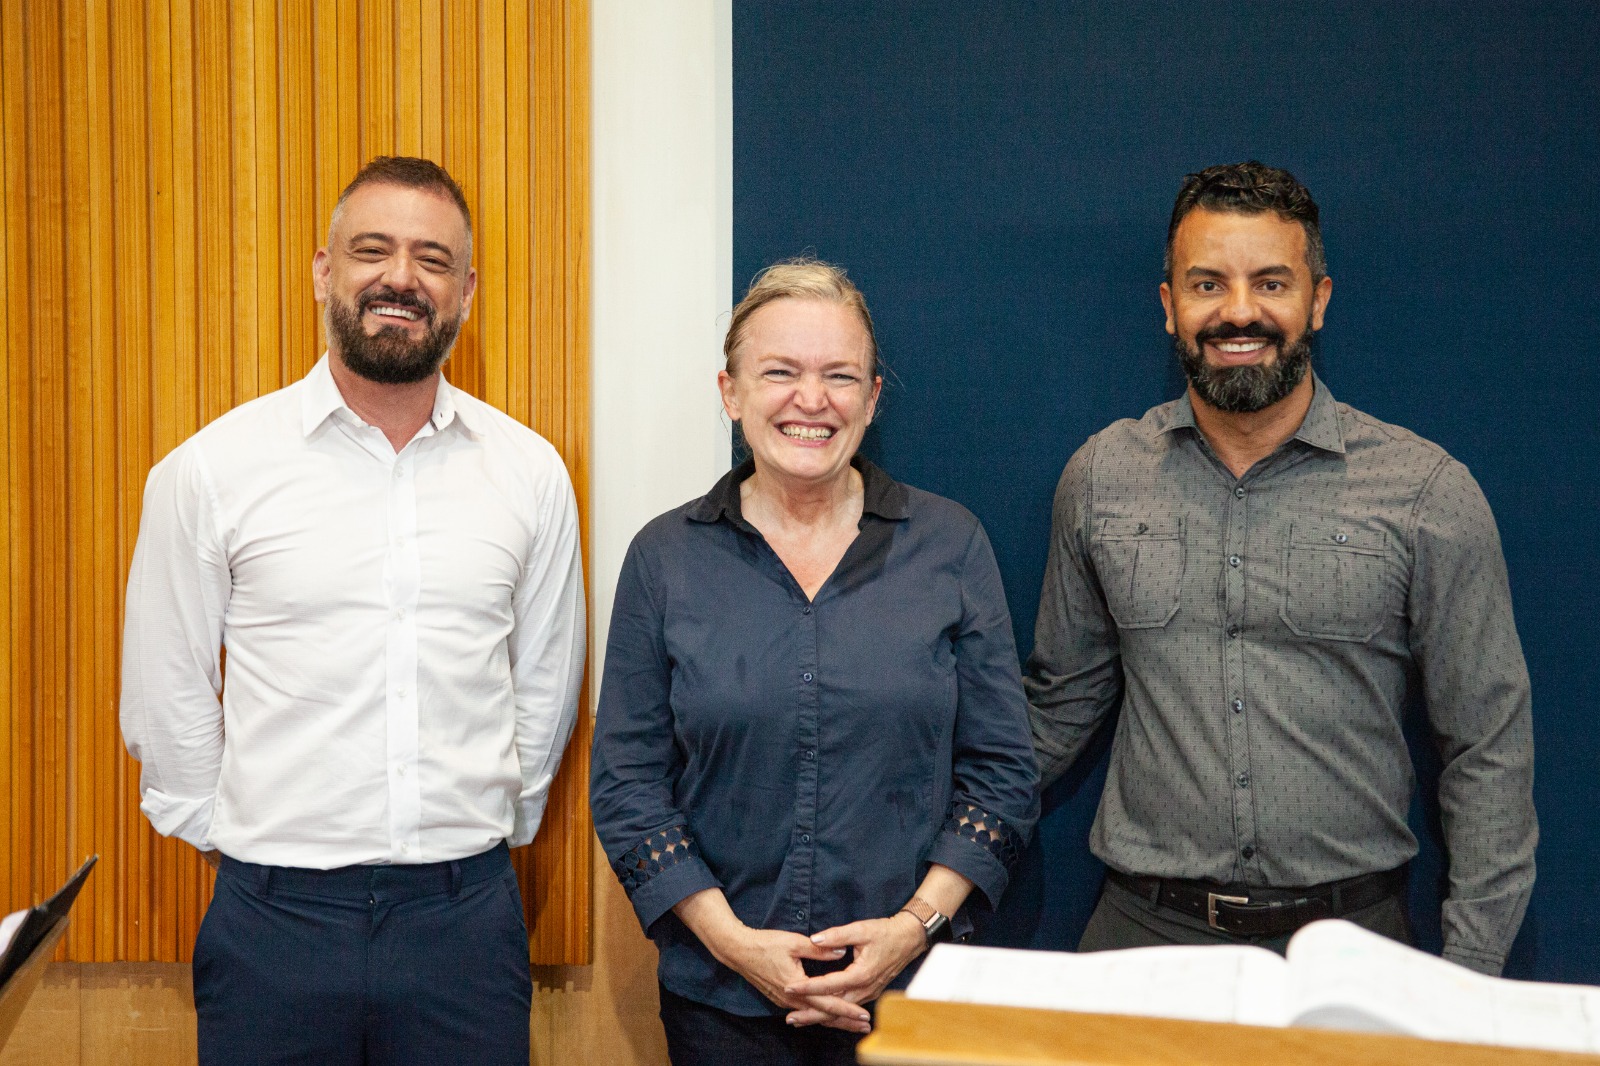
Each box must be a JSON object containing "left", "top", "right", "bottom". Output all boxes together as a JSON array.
[{"left": 1025, "top": 376, "right": 1536, "bottom": 974}]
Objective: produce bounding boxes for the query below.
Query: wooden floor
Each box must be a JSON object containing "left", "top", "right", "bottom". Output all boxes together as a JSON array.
[{"left": 0, "top": 844, "right": 669, "bottom": 1066}]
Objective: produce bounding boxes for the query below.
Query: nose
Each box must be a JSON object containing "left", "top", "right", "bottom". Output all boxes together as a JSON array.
[
  {"left": 383, "top": 253, "right": 420, "bottom": 292},
  {"left": 794, "top": 373, "right": 829, "bottom": 411},
  {"left": 1219, "top": 282, "right": 1259, "bottom": 326}
]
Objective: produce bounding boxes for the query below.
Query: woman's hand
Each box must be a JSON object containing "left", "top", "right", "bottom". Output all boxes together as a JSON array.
[
  {"left": 780, "top": 911, "right": 927, "bottom": 1028},
  {"left": 672, "top": 889, "right": 872, "bottom": 1033}
]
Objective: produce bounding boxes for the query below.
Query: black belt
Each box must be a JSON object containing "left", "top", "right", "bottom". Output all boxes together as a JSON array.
[{"left": 1106, "top": 865, "right": 1407, "bottom": 938}]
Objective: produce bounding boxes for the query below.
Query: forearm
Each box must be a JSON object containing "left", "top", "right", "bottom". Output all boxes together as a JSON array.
[{"left": 907, "top": 864, "right": 974, "bottom": 921}]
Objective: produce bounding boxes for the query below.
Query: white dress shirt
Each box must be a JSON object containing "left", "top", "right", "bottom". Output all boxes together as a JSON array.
[{"left": 121, "top": 355, "right": 586, "bottom": 868}]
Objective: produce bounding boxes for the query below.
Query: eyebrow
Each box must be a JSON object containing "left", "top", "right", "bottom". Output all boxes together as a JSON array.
[
  {"left": 345, "top": 233, "right": 458, "bottom": 260},
  {"left": 1184, "top": 264, "right": 1296, "bottom": 281}
]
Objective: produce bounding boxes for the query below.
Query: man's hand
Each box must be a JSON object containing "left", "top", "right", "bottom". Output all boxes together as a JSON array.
[
  {"left": 199, "top": 849, "right": 221, "bottom": 870},
  {"left": 781, "top": 911, "right": 926, "bottom": 1029}
]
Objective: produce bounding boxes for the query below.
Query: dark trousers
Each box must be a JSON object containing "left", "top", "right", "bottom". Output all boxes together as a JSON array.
[
  {"left": 194, "top": 842, "right": 532, "bottom": 1066},
  {"left": 1079, "top": 873, "right": 1414, "bottom": 955},
  {"left": 658, "top": 985, "right": 863, "bottom": 1066}
]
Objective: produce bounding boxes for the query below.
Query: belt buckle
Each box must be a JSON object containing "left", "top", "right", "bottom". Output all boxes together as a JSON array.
[{"left": 1207, "top": 892, "right": 1250, "bottom": 930}]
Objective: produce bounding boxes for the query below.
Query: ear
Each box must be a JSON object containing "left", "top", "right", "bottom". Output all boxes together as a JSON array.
[
  {"left": 866, "top": 375, "right": 883, "bottom": 423},
  {"left": 717, "top": 368, "right": 740, "bottom": 422},
  {"left": 459, "top": 267, "right": 478, "bottom": 323},
  {"left": 1159, "top": 281, "right": 1176, "bottom": 336},
  {"left": 312, "top": 248, "right": 332, "bottom": 302},
  {"left": 1310, "top": 274, "right": 1332, "bottom": 331}
]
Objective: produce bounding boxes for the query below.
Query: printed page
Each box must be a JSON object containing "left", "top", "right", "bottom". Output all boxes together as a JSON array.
[
  {"left": 0, "top": 908, "right": 24, "bottom": 959},
  {"left": 1286, "top": 919, "right": 1600, "bottom": 1053},
  {"left": 907, "top": 942, "right": 1291, "bottom": 1027}
]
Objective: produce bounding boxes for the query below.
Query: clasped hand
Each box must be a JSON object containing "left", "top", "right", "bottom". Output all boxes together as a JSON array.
[{"left": 775, "top": 912, "right": 927, "bottom": 1032}]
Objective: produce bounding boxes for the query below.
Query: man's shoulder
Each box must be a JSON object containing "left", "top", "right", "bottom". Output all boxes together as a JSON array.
[
  {"left": 158, "top": 379, "right": 306, "bottom": 474},
  {"left": 450, "top": 388, "right": 562, "bottom": 459},
  {"left": 1333, "top": 398, "right": 1457, "bottom": 473},
  {"left": 1069, "top": 397, "right": 1184, "bottom": 471}
]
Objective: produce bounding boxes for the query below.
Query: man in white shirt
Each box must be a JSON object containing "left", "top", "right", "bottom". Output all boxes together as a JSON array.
[{"left": 120, "top": 157, "right": 586, "bottom": 1066}]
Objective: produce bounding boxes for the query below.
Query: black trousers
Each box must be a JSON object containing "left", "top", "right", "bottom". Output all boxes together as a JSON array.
[
  {"left": 194, "top": 842, "right": 531, "bottom": 1066},
  {"left": 1079, "top": 873, "right": 1414, "bottom": 955},
  {"left": 658, "top": 985, "right": 864, "bottom": 1066}
]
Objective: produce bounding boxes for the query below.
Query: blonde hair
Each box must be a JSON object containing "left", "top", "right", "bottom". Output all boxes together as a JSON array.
[{"left": 723, "top": 258, "right": 879, "bottom": 376}]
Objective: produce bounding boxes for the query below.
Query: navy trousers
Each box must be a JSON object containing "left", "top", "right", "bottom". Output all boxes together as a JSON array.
[{"left": 194, "top": 842, "right": 532, "bottom": 1066}]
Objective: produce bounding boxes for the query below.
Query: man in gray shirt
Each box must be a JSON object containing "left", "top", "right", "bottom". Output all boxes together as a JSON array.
[{"left": 1025, "top": 161, "right": 1535, "bottom": 975}]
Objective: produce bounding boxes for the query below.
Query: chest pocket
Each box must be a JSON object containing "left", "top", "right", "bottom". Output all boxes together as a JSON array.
[
  {"left": 1280, "top": 520, "right": 1392, "bottom": 643},
  {"left": 1091, "top": 515, "right": 1184, "bottom": 629}
]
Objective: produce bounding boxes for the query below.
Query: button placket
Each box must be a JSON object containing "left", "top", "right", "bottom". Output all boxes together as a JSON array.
[
  {"left": 384, "top": 454, "right": 424, "bottom": 862},
  {"left": 1222, "top": 478, "right": 1257, "bottom": 878}
]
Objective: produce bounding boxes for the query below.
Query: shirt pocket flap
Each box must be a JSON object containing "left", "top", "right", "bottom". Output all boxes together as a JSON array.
[
  {"left": 1289, "top": 520, "right": 1385, "bottom": 556},
  {"left": 1096, "top": 515, "right": 1183, "bottom": 541}
]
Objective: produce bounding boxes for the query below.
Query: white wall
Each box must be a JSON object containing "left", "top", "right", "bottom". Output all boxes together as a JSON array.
[{"left": 591, "top": 1, "right": 733, "bottom": 704}]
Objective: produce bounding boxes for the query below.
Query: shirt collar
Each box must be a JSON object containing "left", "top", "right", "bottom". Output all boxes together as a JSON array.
[
  {"left": 686, "top": 455, "right": 911, "bottom": 525},
  {"left": 1159, "top": 373, "right": 1346, "bottom": 455},
  {"left": 299, "top": 354, "right": 478, "bottom": 438}
]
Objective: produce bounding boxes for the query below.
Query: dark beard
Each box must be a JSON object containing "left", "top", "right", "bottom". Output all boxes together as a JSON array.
[
  {"left": 1176, "top": 321, "right": 1314, "bottom": 413},
  {"left": 326, "top": 287, "right": 462, "bottom": 385}
]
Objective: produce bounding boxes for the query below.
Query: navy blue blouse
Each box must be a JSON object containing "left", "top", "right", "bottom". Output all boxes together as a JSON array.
[{"left": 590, "top": 459, "right": 1040, "bottom": 1016}]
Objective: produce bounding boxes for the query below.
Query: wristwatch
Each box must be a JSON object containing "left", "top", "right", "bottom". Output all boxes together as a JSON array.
[{"left": 900, "top": 895, "right": 952, "bottom": 947}]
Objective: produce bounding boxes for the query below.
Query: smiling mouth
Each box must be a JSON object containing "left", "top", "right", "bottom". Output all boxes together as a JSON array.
[
  {"left": 368, "top": 305, "right": 424, "bottom": 322},
  {"left": 781, "top": 425, "right": 835, "bottom": 441},
  {"left": 1213, "top": 339, "right": 1270, "bottom": 354}
]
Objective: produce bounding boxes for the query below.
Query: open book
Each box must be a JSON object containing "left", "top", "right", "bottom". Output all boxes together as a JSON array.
[
  {"left": 907, "top": 919, "right": 1600, "bottom": 1054},
  {"left": 0, "top": 856, "right": 96, "bottom": 989}
]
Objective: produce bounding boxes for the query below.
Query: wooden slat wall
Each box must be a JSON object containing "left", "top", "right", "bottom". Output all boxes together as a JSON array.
[{"left": 0, "top": 0, "right": 592, "bottom": 966}]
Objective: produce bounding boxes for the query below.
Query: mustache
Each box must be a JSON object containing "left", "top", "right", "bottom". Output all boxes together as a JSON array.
[
  {"left": 357, "top": 287, "right": 435, "bottom": 322},
  {"left": 1194, "top": 322, "right": 1284, "bottom": 344}
]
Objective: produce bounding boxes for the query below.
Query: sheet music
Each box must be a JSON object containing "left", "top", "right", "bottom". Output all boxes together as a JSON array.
[{"left": 907, "top": 942, "right": 1290, "bottom": 1027}]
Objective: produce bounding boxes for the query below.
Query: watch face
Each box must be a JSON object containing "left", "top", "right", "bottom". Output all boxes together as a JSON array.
[{"left": 923, "top": 912, "right": 952, "bottom": 944}]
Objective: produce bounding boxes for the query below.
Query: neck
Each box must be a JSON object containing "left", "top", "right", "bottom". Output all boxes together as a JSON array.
[
  {"left": 741, "top": 462, "right": 864, "bottom": 531},
  {"left": 328, "top": 351, "right": 441, "bottom": 452},
  {"left": 1189, "top": 374, "right": 1314, "bottom": 479}
]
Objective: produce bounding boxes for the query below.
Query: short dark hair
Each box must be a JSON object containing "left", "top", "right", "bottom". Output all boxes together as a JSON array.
[
  {"left": 328, "top": 156, "right": 473, "bottom": 260},
  {"left": 1165, "top": 161, "right": 1325, "bottom": 282}
]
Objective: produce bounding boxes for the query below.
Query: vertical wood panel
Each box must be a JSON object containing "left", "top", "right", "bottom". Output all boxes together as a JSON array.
[{"left": 2, "top": 0, "right": 592, "bottom": 966}]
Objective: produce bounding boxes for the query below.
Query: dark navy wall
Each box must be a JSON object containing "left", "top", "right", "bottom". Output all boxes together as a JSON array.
[{"left": 734, "top": 3, "right": 1600, "bottom": 981}]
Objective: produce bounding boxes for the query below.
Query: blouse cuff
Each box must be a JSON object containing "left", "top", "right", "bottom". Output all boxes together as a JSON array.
[
  {"left": 926, "top": 801, "right": 1026, "bottom": 908},
  {"left": 611, "top": 825, "right": 720, "bottom": 933}
]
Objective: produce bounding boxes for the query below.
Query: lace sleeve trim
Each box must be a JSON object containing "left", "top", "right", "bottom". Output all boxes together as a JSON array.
[
  {"left": 943, "top": 802, "right": 1023, "bottom": 870},
  {"left": 612, "top": 825, "right": 700, "bottom": 895}
]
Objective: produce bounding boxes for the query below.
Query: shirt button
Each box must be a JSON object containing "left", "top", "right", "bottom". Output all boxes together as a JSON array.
[
  {"left": 1228, "top": 555, "right": 1241, "bottom": 567},
  {"left": 1234, "top": 486, "right": 1246, "bottom": 499},
  {"left": 803, "top": 606, "right": 812, "bottom": 615},
  {"left": 1236, "top": 772, "right": 1250, "bottom": 788},
  {"left": 802, "top": 750, "right": 815, "bottom": 761},
  {"left": 400, "top": 842, "right": 410, "bottom": 853},
  {"left": 1227, "top": 626, "right": 1240, "bottom": 638},
  {"left": 1231, "top": 698, "right": 1243, "bottom": 713},
  {"left": 800, "top": 833, "right": 811, "bottom": 844},
  {"left": 1334, "top": 533, "right": 1349, "bottom": 544},
  {"left": 394, "top": 467, "right": 405, "bottom": 479},
  {"left": 1241, "top": 845, "right": 1256, "bottom": 860},
  {"left": 396, "top": 608, "right": 407, "bottom": 620},
  {"left": 397, "top": 687, "right": 408, "bottom": 698},
  {"left": 397, "top": 764, "right": 406, "bottom": 776},
  {"left": 795, "top": 909, "right": 806, "bottom": 921},
  {"left": 802, "top": 672, "right": 813, "bottom": 683}
]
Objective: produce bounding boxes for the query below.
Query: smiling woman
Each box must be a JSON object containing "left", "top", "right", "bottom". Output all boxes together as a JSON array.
[{"left": 591, "top": 259, "right": 1041, "bottom": 1065}]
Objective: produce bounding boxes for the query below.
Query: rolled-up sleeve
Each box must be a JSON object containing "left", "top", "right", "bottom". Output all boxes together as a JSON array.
[
  {"left": 1024, "top": 440, "right": 1125, "bottom": 790},
  {"left": 119, "top": 446, "right": 230, "bottom": 848},
  {"left": 1408, "top": 458, "right": 1537, "bottom": 975},
  {"left": 924, "top": 522, "right": 1041, "bottom": 908},
  {"left": 590, "top": 537, "right": 720, "bottom": 933}
]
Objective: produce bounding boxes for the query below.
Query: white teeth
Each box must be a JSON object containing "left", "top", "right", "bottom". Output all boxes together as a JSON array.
[
  {"left": 781, "top": 425, "right": 834, "bottom": 440},
  {"left": 370, "top": 306, "right": 422, "bottom": 321},
  {"left": 1216, "top": 340, "right": 1268, "bottom": 353}
]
